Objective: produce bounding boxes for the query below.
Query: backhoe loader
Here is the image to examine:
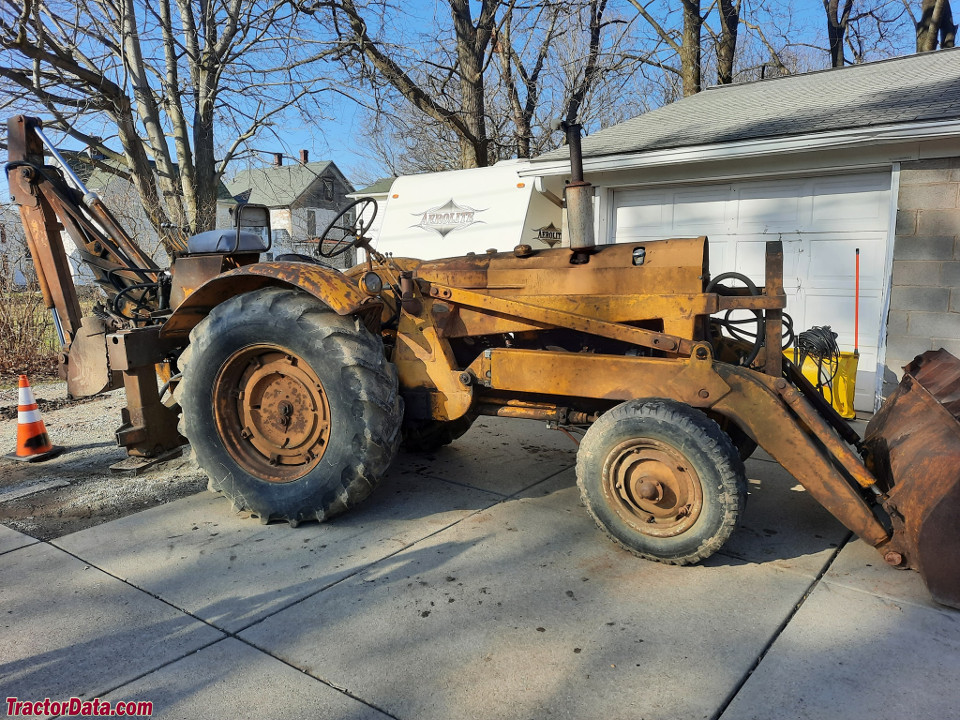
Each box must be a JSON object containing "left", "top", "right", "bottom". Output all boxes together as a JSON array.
[{"left": 6, "top": 115, "right": 960, "bottom": 609}]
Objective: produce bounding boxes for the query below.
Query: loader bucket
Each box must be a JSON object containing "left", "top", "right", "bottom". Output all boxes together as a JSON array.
[{"left": 862, "top": 349, "right": 960, "bottom": 609}]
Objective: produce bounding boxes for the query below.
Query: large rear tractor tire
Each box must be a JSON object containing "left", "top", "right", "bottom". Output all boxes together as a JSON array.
[
  {"left": 576, "top": 399, "right": 746, "bottom": 565},
  {"left": 175, "top": 287, "right": 402, "bottom": 525}
]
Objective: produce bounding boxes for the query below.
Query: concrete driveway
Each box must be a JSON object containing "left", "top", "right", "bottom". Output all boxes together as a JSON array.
[{"left": 1, "top": 415, "right": 958, "bottom": 720}]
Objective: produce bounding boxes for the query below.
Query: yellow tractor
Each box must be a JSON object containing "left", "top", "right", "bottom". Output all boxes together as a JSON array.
[{"left": 7, "top": 115, "right": 960, "bottom": 608}]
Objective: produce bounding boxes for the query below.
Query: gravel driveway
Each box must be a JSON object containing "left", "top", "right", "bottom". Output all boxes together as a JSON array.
[{"left": 0, "top": 381, "right": 205, "bottom": 539}]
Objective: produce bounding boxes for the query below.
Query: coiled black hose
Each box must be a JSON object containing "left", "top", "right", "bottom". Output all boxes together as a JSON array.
[
  {"left": 706, "top": 272, "right": 795, "bottom": 367},
  {"left": 794, "top": 325, "right": 841, "bottom": 393}
]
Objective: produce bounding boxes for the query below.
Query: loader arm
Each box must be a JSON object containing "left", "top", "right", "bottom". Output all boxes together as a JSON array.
[
  {"left": 385, "top": 242, "right": 891, "bottom": 552},
  {"left": 464, "top": 345, "right": 890, "bottom": 547},
  {"left": 384, "top": 236, "right": 960, "bottom": 607}
]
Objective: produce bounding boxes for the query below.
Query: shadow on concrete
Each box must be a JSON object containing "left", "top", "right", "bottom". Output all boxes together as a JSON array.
[{"left": 13, "top": 416, "right": 918, "bottom": 719}]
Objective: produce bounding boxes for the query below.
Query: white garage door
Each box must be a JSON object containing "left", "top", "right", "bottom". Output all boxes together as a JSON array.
[{"left": 610, "top": 171, "right": 893, "bottom": 411}]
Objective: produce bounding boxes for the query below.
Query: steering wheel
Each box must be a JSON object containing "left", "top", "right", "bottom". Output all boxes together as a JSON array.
[{"left": 316, "top": 197, "right": 379, "bottom": 258}]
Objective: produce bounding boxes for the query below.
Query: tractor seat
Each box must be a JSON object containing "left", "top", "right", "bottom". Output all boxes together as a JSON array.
[{"left": 187, "top": 229, "right": 268, "bottom": 254}]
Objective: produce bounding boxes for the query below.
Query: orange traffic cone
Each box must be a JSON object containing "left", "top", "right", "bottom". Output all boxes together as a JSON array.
[{"left": 5, "top": 375, "right": 64, "bottom": 462}]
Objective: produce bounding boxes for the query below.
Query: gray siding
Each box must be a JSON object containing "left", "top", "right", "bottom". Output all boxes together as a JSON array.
[
  {"left": 287, "top": 169, "right": 356, "bottom": 269},
  {"left": 884, "top": 158, "right": 960, "bottom": 394}
]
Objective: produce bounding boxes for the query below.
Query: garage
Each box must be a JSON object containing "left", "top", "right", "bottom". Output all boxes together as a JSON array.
[
  {"left": 607, "top": 171, "right": 893, "bottom": 410},
  {"left": 527, "top": 50, "right": 960, "bottom": 409}
]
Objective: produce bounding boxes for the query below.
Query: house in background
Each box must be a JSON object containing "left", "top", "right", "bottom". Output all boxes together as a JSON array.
[
  {"left": 527, "top": 47, "right": 960, "bottom": 410},
  {"left": 7, "top": 149, "right": 354, "bottom": 285},
  {"left": 0, "top": 202, "right": 31, "bottom": 285},
  {"left": 227, "top": 152, "right": 355, "bottom": 267}
]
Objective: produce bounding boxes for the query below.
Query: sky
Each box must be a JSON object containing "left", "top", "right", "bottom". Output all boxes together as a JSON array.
[
  {"left": 233, "top": 0, "right": 916, "bottom": 188},
  {"left": 3, "top": 0, "right": 919, "bottom": 200}
]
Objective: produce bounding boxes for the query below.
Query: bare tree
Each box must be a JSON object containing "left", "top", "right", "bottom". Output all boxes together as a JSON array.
[
  {"left": 738, "top": 14, "right": 793, "bottom": 78},
  {"left": 312, "top": 0, "right": 498, "bottom": 169},
  {"left": 0, "top": 0, "right": 326, "bottom": 254},
  {"left": 356, "top": 107, "right": 465, "bottom": 177},
  {"left": 308, "top": 0, "right": 635, "bottom": 170},
  {"left": 906, "top": 0, "right": 957, "bottom": 50},
  {"left": 820, "top": 0, "right": 919, "bottom": 67},
  {"left": 625, "top": 0, "right": 703, "bottom": 97},
  {"left": 823, "top": 0, "right": 854, "bottom": 66},
  {"left": 715, "top": 0, "right": 741, "bottom": 84},
  {"left": 493, "top": 1, "right": 563, "bottom": 159}
]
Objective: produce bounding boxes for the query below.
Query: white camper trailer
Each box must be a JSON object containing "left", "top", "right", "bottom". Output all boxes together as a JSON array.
[{"left": 359, "top": 160, "right": 563, "bottom": 260}]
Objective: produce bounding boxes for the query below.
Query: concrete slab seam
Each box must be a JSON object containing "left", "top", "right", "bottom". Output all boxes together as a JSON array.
[
  {"left": 710, "top": 530, "right": 854, "bottom": 720},
  {"left": 230, "top": 633, "right": 403, "bottom": 720},
  {"left": 819, "top": 576, "right": 958, "bottom": 617},
  {"left": 231, "top": 494, "right": 535, "bottom": 635},
  {"left": 79, "top": 636, "right": 228, "bottom": 702},
  {"left": 40, "top": 539, "right": 402, "bottom": 718},
  {"left": 47, "top": 533, "right": 375, "bottom": 637},
  {"left": 218, "top": 463, "right": 574, "bottom": 636},
  {"left": 0, "top": 541, "right": 40, "bottom": 557},
  {"left": 47, "top": 538, "right": 225, "bottom": 627},
  {"left": 48, "top": 468, "right": 560, "bottom": 642},
  {"left": 499, "top": 463, "right": 578, "bottom": 502},
  {"left": 416, "top": 472, "right": 512, "bottom": 497}
]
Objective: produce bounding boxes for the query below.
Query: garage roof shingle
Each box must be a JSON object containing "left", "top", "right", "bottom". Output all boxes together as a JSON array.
[{"left": 534, "top": 48, "right": 960, "bottom": 163}]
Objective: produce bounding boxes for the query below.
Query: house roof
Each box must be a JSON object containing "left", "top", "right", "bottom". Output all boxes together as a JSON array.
[
  {"left": 226, "top": 161, "right": 336, "bottom": 207},
  {"left": 350, "top": 177, "right": 396, "bottom": 196},
  {"left": 534, "top": 48, "right": 960, "bottom": 163},
  {"left": 64, "top": 152, "right": 235, "bottom": 201}
]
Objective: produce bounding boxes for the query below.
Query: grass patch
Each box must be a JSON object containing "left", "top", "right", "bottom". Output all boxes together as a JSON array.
[
  {"left": 0, "top": 280, "right": 101, "bottom": 386},
  {"left": 0, "top": 283, "right": 59, "bottom": 380}
]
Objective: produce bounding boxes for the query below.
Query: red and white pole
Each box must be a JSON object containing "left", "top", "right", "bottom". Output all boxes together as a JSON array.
[{"left": 854, "top": 248, "right": 860, "bottom": 358}]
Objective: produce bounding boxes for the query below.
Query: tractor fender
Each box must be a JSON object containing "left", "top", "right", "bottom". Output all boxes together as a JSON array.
[{"left": 160, "top": 261, "right": 380, "bottom": 342}]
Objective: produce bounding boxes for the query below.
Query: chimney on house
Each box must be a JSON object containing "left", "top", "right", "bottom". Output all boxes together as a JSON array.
[
  {"left": 300, "top": 149, "right": 309, "bottom": 164},
  {"left": 273, "top": 152, "right": 283, "bottom": 166}
]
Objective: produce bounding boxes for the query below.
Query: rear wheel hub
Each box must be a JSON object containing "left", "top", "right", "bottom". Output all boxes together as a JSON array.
[{"left": 214, "top": 345, "right": 331, "bottom": 482}]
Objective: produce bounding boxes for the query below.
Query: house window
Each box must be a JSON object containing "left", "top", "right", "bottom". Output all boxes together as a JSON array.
[
  {"left": 323, "top": 178, "right": 334, "bottom": 201},
  {"left": 306, "top": 210, "right": 316, "bottom": 237}
]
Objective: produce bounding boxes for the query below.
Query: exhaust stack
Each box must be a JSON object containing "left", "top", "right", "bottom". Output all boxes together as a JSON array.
[{"left": 557, "top": 121, "right": 595, "bottom": 250}]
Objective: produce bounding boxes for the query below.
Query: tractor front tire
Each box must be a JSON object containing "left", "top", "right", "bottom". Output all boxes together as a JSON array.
[
  {"left": 176, "top": 287, "right": 402, "bottom": 525},
  {"left": 714, "top": 415, "right": 759, "bottom": 461},
  {"left": 576, "top": 398, "right": 746, "bottom": 565}
]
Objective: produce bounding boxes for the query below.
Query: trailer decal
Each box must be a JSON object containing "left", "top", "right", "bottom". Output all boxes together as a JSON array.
[
  {"left": 532, "top": 222, "right": 563, "bottom": 247},
  {"left": 411, "top": 199, "right": 486, "bottom": 237}
]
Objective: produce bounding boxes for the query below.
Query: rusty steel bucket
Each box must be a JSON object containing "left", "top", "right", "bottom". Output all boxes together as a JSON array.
[{"left": 862, "top": 349, "right": 960, "bottom": 609}]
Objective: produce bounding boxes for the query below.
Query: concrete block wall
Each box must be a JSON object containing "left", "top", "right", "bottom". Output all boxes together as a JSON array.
[{"left": 884, "top": 157, "right": 960, "bottom": 395}]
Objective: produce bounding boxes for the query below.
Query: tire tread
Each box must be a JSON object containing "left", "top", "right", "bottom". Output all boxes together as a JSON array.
[
  {"left": 576, "top": 398, "right": 745, "bottom": 565},
  {"left": 175, "top": 287, "right": 401, "bottom": 524}
]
